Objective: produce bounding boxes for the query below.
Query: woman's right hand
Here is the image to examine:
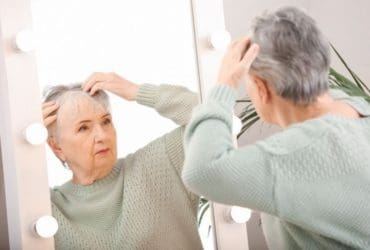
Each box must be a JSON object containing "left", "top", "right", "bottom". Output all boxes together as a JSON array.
[
  {"left": 42, "top": 101, "right": 59, "bottom": 127},
  {"left": 82, "top": 72, "right": 139, "bottom": 101},
  {"left": 217, "top": 36, "right": 259, "bottom": 89}
]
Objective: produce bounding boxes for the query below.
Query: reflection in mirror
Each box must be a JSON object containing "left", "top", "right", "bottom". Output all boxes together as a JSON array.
[
  {"left": 30, "top": 0, "right": 205, "bottom": 249},
  {"left": 31, "top": 0, "right": 200, "bottom": 186}
]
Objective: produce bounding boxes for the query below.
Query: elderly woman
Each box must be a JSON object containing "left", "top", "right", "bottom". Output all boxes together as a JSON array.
[
  {"left": 182, "top": 6, "right": 370, "bottom": 250},
  {"left": 42, "top": 73, "right": 202, "bottom": 249}
]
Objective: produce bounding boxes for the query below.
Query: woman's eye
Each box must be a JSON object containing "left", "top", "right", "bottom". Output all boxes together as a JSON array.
[
  {"left": 78, "top": 125, "right": 88, "bottom": 132},
  {"left": 103, "top": 118, "right": 111, "bottom": 125}
]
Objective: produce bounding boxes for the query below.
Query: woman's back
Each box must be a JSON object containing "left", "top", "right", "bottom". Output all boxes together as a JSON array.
[
  {"left": 259, "top": 113, "right": 370, "bottom": 249},
  {"left": 183, "top": 86, "right": 370, "bottom": 249}
]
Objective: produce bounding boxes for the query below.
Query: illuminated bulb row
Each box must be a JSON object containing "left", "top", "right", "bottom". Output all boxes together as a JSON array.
[
  {"left": 24, "top": 124, "right": 57, "bottom": 237},
  {"left": 16, "top": 27, "right": 58, "bottom": 237}
]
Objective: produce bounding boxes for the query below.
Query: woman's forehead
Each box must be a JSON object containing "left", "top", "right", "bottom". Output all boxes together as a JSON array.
[{"left": 57, "top": 96, "right": 109, "bottom": 122}]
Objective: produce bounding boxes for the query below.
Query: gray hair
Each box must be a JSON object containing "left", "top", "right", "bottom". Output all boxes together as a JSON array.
[
  {"left": 43, "top": 83, "right": 110, "bottom": 138},
  {"left": 250, "top": 6, "right": 331, "bottom": 105},
  {"left": 44, "top": 83, "right": 109, "bottom": 108}
]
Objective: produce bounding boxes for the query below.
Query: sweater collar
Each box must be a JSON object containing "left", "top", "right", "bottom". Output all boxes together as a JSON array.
[{"left": 61, "top": 161, "right": 123, "bottom": 196}]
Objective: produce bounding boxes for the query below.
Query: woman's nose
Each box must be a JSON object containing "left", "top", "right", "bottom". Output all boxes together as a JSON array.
[{"left": 94, "top": 125, "right": 107, "bottom": 142}]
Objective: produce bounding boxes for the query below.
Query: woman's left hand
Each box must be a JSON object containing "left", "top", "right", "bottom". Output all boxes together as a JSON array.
[
  {"left": 217, "top": 36, "right": 259, "bottom": 89},
  {"left": 42, "top": 101, "right": 59, "bottom": 127},
  {"left": 83, "top": 72, "right": 139, "bottom": 101}
]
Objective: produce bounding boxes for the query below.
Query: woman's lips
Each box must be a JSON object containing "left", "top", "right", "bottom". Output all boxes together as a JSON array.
[{"left": 96, "top": 148, "right": 109, "bottom": 155}]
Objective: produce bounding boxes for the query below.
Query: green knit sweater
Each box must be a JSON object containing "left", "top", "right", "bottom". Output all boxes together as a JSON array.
[
  {"left": 51, "top": 84, "right": 202, "bottom": 250},
  {"left": 182, "top": 85, "right": 370, "bottom": 250}
]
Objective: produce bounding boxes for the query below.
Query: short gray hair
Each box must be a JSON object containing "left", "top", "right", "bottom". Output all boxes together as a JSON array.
[
  {"left": 250, "top": 6, "right": 331, "bottom": 105},
  {"left": 43, "top": 83, "right": 110, "bottom": 137},
  {"left": 44, "top": 83, "right": 109, "bottom": 107}
]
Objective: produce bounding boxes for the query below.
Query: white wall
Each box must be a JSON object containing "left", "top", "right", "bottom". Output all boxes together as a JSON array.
[{"left": 31, "top": 0, "right": 199, "bottom": 187}]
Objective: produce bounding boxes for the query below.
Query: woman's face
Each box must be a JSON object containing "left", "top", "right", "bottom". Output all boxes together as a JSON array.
[{"left": 54, "top": 96, "right": 117, "bottom": 177}]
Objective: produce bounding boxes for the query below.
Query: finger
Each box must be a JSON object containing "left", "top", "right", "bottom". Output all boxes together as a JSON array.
[
  {"left": 90, "top": 78, "right": 118, "bottom": 95},
  {"left": 42, "top": 103, "right": 59, "bottom": 118},
  {"left": 42, "top": 101, "right": 56, "bottom": 108},
  {"left": 231, "top": 37, "right": 250, "bottom": 62},
  {"left": 230, "top": 37, "right": 243, "bottom": 48},
  {"left": 83, "top": 72, "right": 104, "bottom": 92},
  {"left": 224, "top": 37, "right": 251, "bottom": 64},
  {"left": 44, "top": 114, "right": 57, "bottom": 127},
  {"left": 241, "top": 43, "right": 259, "bottom": 70},
  {"left": 239, "top": 36, "right": 252, "bottom": 58},
  {"left": 89, "top": 82, "right": 102, "bottom": 96},
  {"left": 83, "top": 74, "right": 98, "bottom": 92}
]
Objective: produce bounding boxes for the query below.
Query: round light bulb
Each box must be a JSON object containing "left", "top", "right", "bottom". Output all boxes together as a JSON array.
[
  {"left": 209, "top": 30, "right": 231, "bottom": 50},
  {"left": 24, "top": 123, "right": 48, "bottom": 145},
  {"left": 33, "top": 215, "right": 58, "bottom": 238},
  {"left": 229, "top": 206, "right": 251, "bottom": 224},
  {"left": 15, "top": 29, "right": 35, "bottom": 52},
  {"left": 232, "top": 115, "right": 242, "bottom": 135}
]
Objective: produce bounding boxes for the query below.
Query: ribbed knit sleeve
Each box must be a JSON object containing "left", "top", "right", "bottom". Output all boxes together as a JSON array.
[
  {"left": 136, "top": 84, "right": 199, "bottom": 201},
  {"left": 136, "top": 84, "right": 199, "bottom": 125},
  {"left": 165, "top": 127, "right": 199, "bottom": 203},
  {"left": 165, "top": 127, "right": 185, "bottom": 173},
  {"left": 182, "top": 85, "right": 277, "bottom": 214}
]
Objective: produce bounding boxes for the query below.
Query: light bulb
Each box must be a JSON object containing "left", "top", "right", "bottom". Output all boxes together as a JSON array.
[
  {"left": 33, "top": 215, "right": 58, "bottom": 238},
  {"left": 23, "top": 123, "right": 48, "bottom": 145},
  {"left": 232, "top": 115, "right": 242, "bottom": 135},
  {"left": 15, "top": 29, "right": 35, "bottom": 52},
  {"left": 228, "top": 206, "right": 251, "bottom": 223},
  {"left": 209, "top": 30, "right": 231, "bottom": 50}
]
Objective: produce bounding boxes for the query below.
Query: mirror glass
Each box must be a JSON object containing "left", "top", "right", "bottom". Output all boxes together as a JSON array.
[{"left": 30, "top": 0, "right": 200, "bottom": 187}]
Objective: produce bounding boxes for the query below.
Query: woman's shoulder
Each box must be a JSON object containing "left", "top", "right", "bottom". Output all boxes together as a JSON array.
[
  {"left": 258, "top": 113, "right": 370, "bottom": 156},
  {"left": 49, "top": 184, "right": 68, "bottom": 207},
  {"left": 330, "top": 89, "right": 370, "bottom": 116},
  {"left": 257, "top": 117, "right": 334, "bottom": 155}
]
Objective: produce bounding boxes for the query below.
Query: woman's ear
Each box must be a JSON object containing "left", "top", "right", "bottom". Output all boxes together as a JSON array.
[
  {"left": 253, "top": 76, "right": 271, "bottom": 104},
  {"left": 47, "top": 137, "right": 66, "bottom": 162}
]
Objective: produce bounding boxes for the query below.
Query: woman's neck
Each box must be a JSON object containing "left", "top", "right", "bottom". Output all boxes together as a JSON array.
[
  {"left": 71, "top": 166, "right": 114, "bottom": 185},
  {"left": 273, "top": 94, "right": 360, "bottom": 128}
]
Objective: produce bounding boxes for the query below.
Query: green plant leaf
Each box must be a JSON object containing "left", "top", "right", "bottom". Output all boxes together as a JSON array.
[
  {"left": 198, "top": 202, "right": 210, "bottom": 226},
  {"left": 331, "top": 44, "right": 370, "bottom": 93}
]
